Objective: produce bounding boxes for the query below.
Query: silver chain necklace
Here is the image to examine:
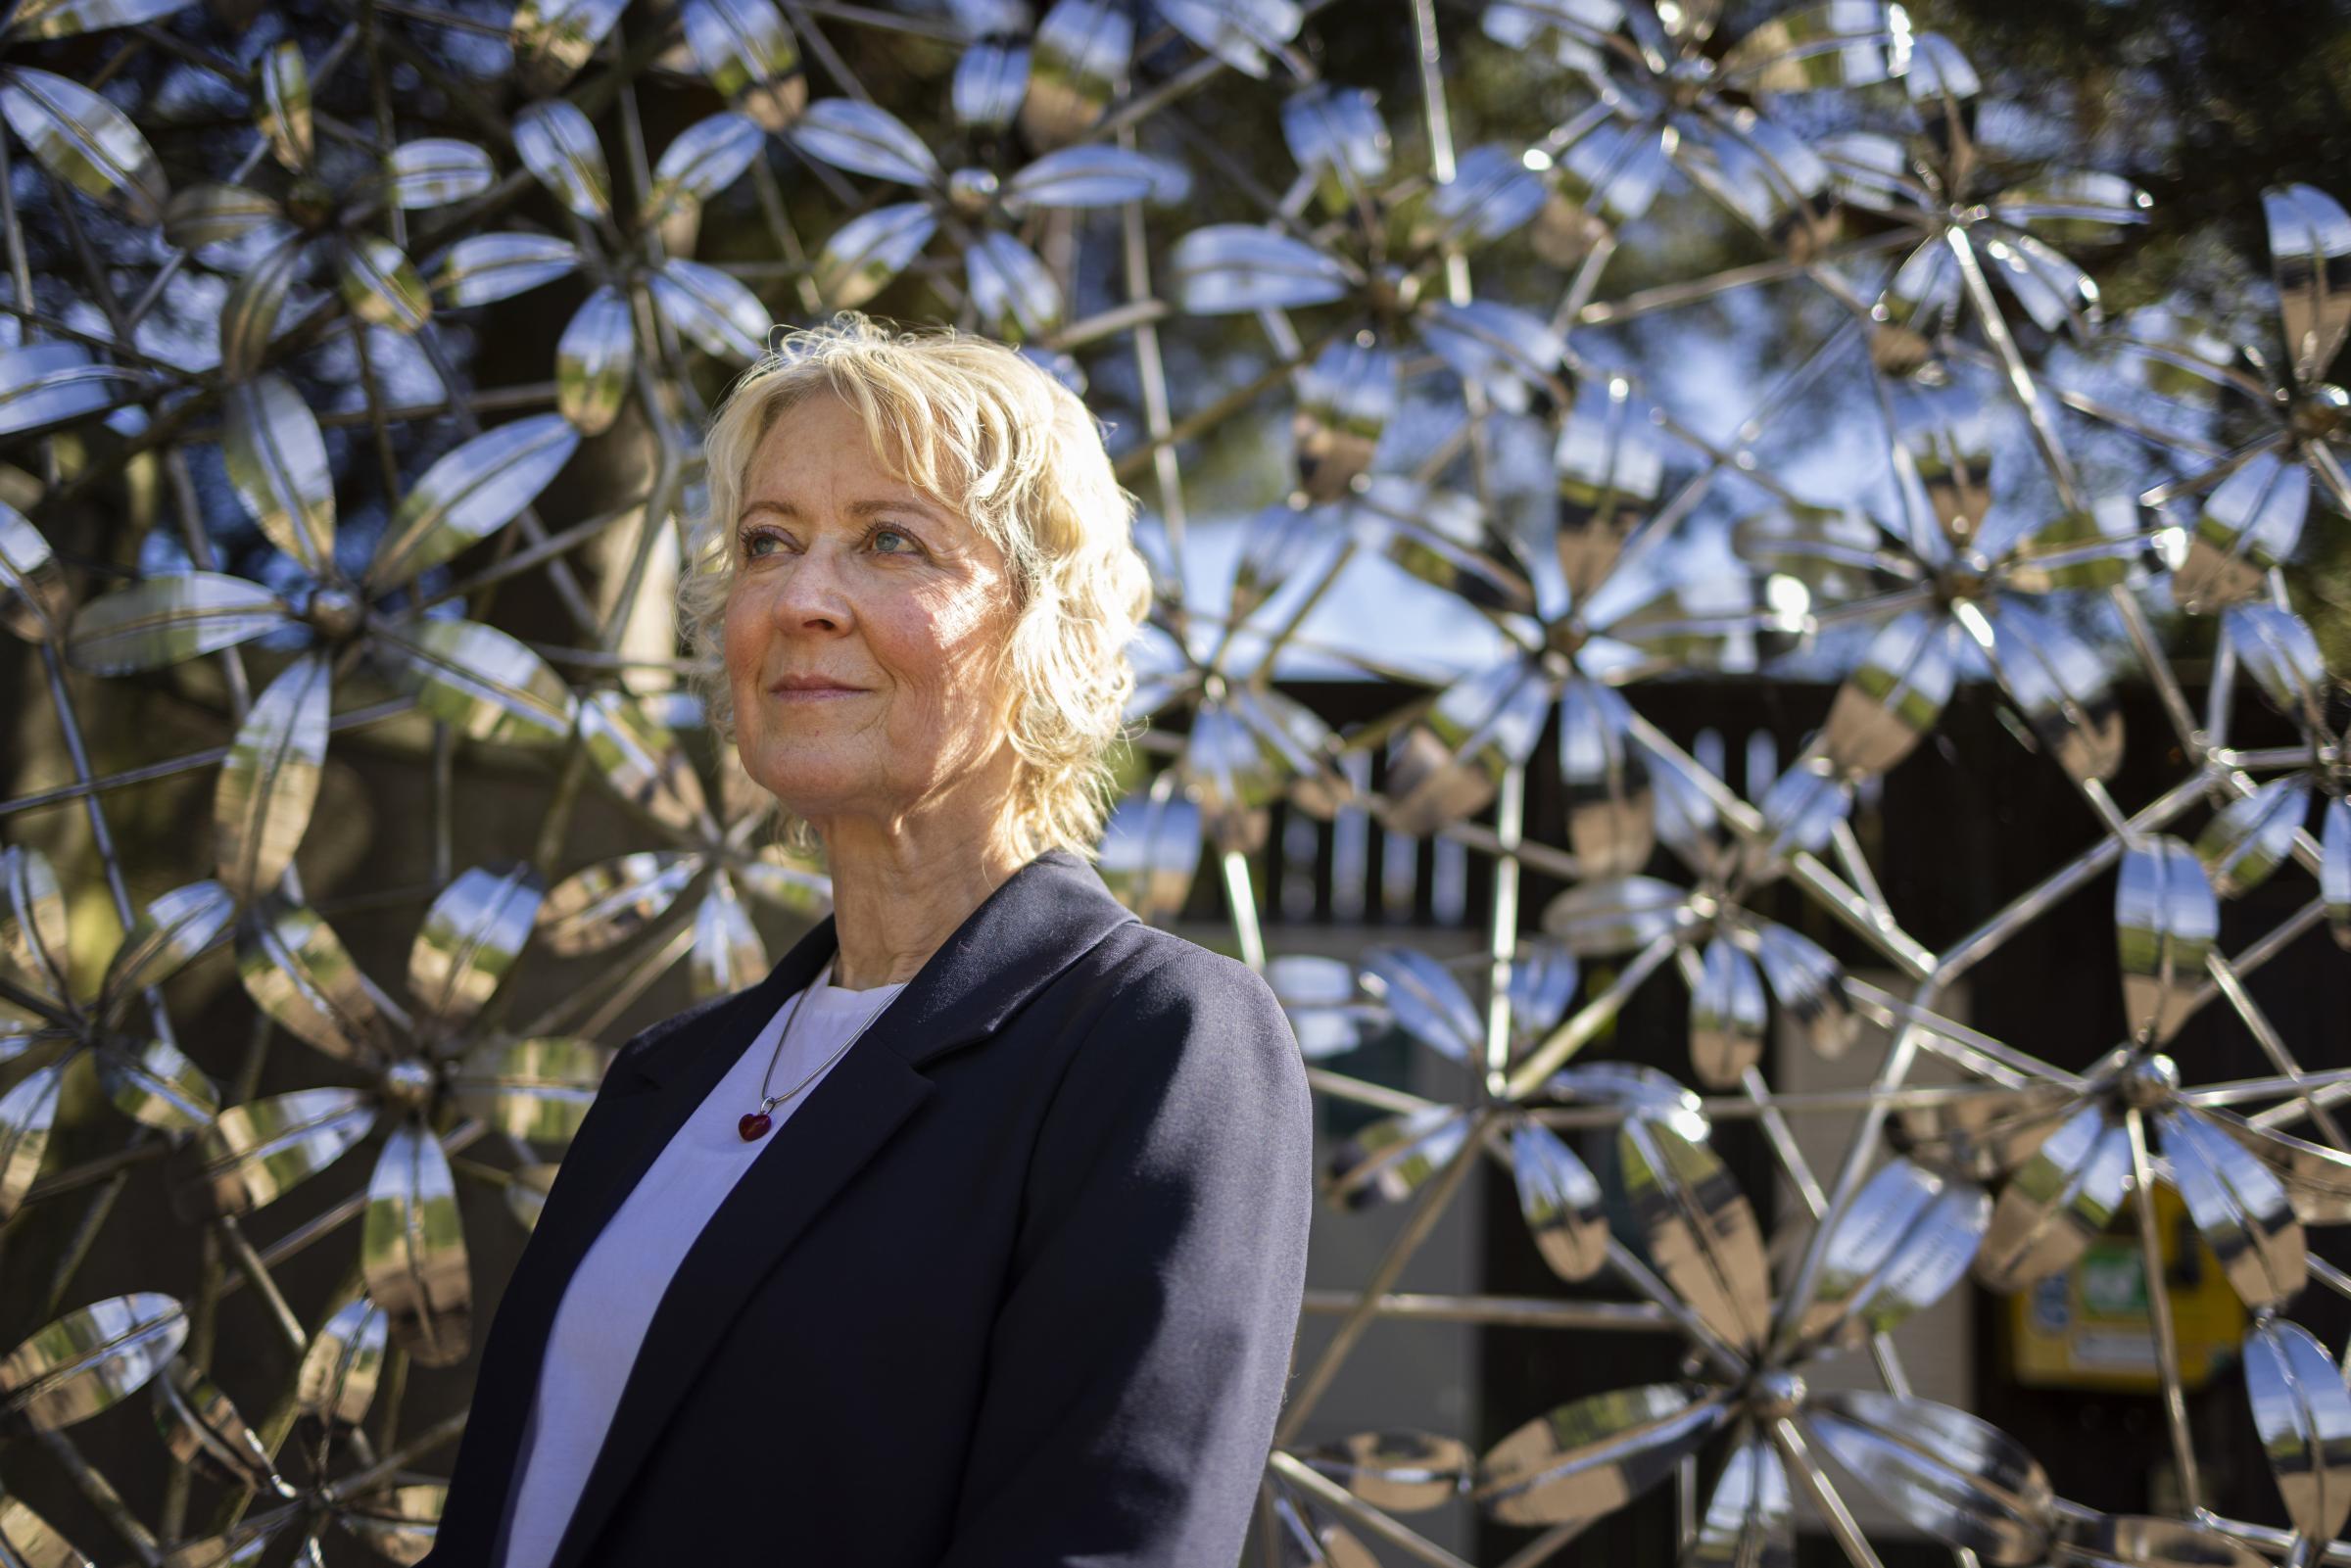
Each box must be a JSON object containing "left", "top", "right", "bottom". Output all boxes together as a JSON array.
[{"left": 736, "top": 959, "right": 897, "bottom": 1142}]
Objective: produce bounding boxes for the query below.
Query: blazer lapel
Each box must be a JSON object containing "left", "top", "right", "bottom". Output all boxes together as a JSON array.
[{"left": 534, "top": 846, "right": 1136, "bottom": 1568}]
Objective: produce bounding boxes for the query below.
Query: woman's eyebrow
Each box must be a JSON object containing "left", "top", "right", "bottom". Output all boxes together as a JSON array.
[{"left": 738, "top": 498, "right": 942, "bottom": 523}]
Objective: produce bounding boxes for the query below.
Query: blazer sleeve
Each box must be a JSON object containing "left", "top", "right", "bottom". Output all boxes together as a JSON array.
[{"left": 933, "top": 945, "right": 1315, "bottom": 1567}]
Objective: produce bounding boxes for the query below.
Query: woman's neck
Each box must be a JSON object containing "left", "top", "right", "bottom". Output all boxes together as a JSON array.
[{"left": 812, "top": 814, "right": 1030, "bottom": 990}]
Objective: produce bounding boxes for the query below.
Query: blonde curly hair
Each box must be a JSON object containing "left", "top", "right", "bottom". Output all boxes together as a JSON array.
[{"left": 677, "top": 313, "right": 1155, "bottom": 865}]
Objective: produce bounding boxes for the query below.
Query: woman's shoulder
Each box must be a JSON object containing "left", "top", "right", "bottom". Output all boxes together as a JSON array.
[
  {"left": 609, "top": 989, "right": 740, "bottom": 1071},
  {"left": 1077, "top": 922, "right": 1294, "bottom": 1056}
]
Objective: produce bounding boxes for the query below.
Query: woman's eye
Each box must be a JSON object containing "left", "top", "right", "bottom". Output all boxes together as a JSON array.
[{"left": 871, "top": 526, "right": 916, "bottom": 553}]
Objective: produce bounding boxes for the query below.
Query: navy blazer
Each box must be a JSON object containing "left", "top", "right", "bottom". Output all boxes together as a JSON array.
[{"left": 421, "top": 846, "right": 1315, "bottom": 1568}]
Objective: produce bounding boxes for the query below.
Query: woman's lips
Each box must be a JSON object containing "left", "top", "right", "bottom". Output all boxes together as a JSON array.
[{"left": 771, "top": 685, "right": 865, "bottom": 701}]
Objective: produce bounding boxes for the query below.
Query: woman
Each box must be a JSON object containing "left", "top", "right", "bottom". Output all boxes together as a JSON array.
[{"left": 423, "top": 315, "right": 1315, "bottom": 1568}]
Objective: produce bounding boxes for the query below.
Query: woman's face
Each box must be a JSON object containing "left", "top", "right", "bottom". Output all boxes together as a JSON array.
[{"left": 722, "top": 390, "right": 1020, "bottom": 837}]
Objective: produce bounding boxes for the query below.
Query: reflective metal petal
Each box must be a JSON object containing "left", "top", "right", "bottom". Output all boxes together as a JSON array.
[
  {"left": 1281, "top": 83, "right": 1390, "bottom": 214},
  {"left": 1975, "top": 1104, "right": 2131, "bottom": 1292},
  {"left": 360, "top": 1125, "right": 470, "bottom": 1367},
  {"left": 2194, "top": 776, "right": 2309, "bottom": 899},
  {"left": 100, "top": 879, "right": 234, "bottom": 1021},
  {"left": 2263, "top": 182, "right": 2351, "bottom": 389},
  {"left": 648, "top": 257, "right": 770, "bottom": 362},
  {"left": 1414, "top": 143, "right": 1546, "bottom": 253},
  {"left": 1617, "top": 1112, "right": 1772, "bottom": 1354},
  {"left": 1268, "top": 953, "right": 1383, "bottom": 1061},
  {"left": 180, "top": 1088, "right": 376, "bottom": 1217},
  {"left": 1748, "top": 756, "right": 1851, "bottom": 879},
  {"left": 965, "top": 230, "right": 1062, "bottom": 339},
  {"left": 1, "top": 842, "right": 72, "bottom": 1011},
  {"left": 0, "top": 65, "right": 167, "bottom": 222},
  {"left": 383, "top": 138, "right": 494, "bottom": 210},
  {"left": 0, "top": 1061, "right": 65, "bottom": 1222},
  {"left": 508, "top": 0, "right": 629, "bottom": 96},
  {"left": 1167, "top": 223, "right": 1353, "bottom": 313},
  {"left": 373, "top": 617, "right": 577, "bottom": 745},
  {"left": 1511, "top": 1117, "right": 1607, "bottom": 1282},
  {"left": 338, "top": 235, "right": 432, "bottom": 333},
  {"left": 366, "top": 415, "right": 580, "bottom": 590},
  {"left": 514, "top": 98, "right": 610, "bottom": 220},
  {"left": 1541, "top": 875, "right": 1692, "bottom": 956},
  {"left": 1803, "top": 1391, "right": 2053, "bottom": 1565},
  {"left": 552, "top": 285, "right": 635, "bottom": 438},
  {"left": 2160, "top": 1106, "right": 2306, "bottom": 1310},
  {"left": 1751, "top": 921, "right": 1854, "bottom": 1061},
  {"left": 952, "top": 39, "right": 1028, "bottom": 134},
  {"left": 331, "top": 1481, "right": 445, "bottom": 1559},
  {"left": 1324, "top": 1104, "right": 1471, "bottom": 1211},
  {"left": 430, "top": 232, "right": 584, "bottom": 308},
  {"left": 2176, "top": 451, "right": 2308, "bottom": 615},
  {"left": 216, "top": 652, "right": 328, "bottom": 903},
  {"left": 1891, "top": 1081, "right": 2074, "bottom": 1183},
  {"left": 1361, "top": 943, "right": 1480, "bottom": 1066},
  {"left": 2221, "top": 1115, "right": 2351, "bottom": 1225},
  {"left": 1983, "top": 596, "right": 2123, "bottom": 784},
  {"left": 1159, "top": 0, "right": 1301, "bottom": 77},
  {"left": 255, "top": 37, "right": 309, "bottom": 171},
  {"left": 1473, "top": 1383, "right": 1730, "bottom": 1527},
  {"left": 2225, "top": 602, "right": 2329, "bottom": 731},
  {"left": 0, "top": 1488, "right": 90, "bottom": 1566},
  {"left": 1548, "top": 1061, "right": 1708, "bottom": 1139},
  {"left": 1005, "top": 144, "right": 1188, "bottom": 211},
  {"left": 2326, "top": 795, "right": 2351, "bottom": 951},
  {"left": 0, "top": 503, "right": 68, "bottom": 642},
  {"left": 812, "top": 201, "right": 938, "bottom": 312},
  {"left": 689, "top": 873, "right": 766, "bottom": 999},
  {"left": 447, "top": 1035, "right": 609, "bottom": 1145},
  {"left": 1348, "top": 475, "right": 1535, "bottom": 614},
  {"left": 1299, "top": 1430, "right": 1469, "bottom": 1512},
  {"left": 10, "top": 0, "right": 197, "bottom": 39},
  {"left": 66, "top": 572, "right": 293, "bottom": 675},
  {"left": 1733, "top": 500, "right": 1904, "bottom": 607},
  {"left": 791, "top": 97, "right": 940, "bottom": 189},
  {"left": 1022, "top": 0, "right": 1128, "bottom": 150},
  {"left": 1291, "top": 334, "right": 1397, "bottom": 501},
  {"left": 296, "top": 1297, "right": 387, "bottom": 1430},
  {"left": 1821, "top": 609, "right": 1960, "bottom": 779},
  {"left": 682, "top": 0, "right": 807, "bottom": 130},
  {"left": 640, "top": 110, "right": 765, "bottom": 231},
  {"left": 1419, "top": 299, "right": 1565, "bottom": 417},
  {"left": 1683, "top": 1432, "right": 1793, "bottom": 1568},
  {"left": 236, "top": 900, "right": 390, "bottom": 1066},
  {"left": 1381, "top": 655, "right": 1558, "bottom": 836},
  {"left": 152, "top": 1358, "right": 284, "bottom": 1495},
  {"left": 539, "top": 852, "right": 700, "bottom": 957},
  {"left": 220, "top": 373, "right": 333, "bottom": 579},
  {"left": 408, "top": 862, "right": 542, "bottom": 1038},
  {"left": 217, "top": 238, "right": 305, "bottom": 381},
  {"left": 2117, "top": 835, "right": 2217, "bottom": 1047},
  {"left": 1553, "top": 376, "right": 1664, "bottom": 604},
  {"left": 1550, "top": 679, "right": 1650, "bottom": 879},
  {"left": 0, "top": 1293, "right": 186, "bottom": 1434},
  {"left": 1690, "top": 933, "right": 1767, "bottom": 1089},
  {"left": 1792, "top": 1157, "right": 1989, "bottom": 1350},
  {"left": 2242, "top": 1315, "right": 2351, "bottom": 1543},
  {"left": 96, "top": 1036, "right": 217, "bottom": 1134},
  {"left": 1717, "top": 2, "right": 1908, "bottom": 91}
]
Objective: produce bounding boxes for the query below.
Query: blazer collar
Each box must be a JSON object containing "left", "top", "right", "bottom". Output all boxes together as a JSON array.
[
  {"left": 466, "top": 845, "right": 1136, "bottom": 1568},
  {"left": 626, "top": 843, "right": 1138, "bottom": 1089}
]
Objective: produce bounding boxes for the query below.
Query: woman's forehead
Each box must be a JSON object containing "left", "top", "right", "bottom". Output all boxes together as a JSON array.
[{"left": 749, "top": 392, "right": 959, "bottom": 509}]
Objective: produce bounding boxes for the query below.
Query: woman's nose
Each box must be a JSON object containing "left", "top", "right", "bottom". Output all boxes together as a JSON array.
[{"left": 770, "top": 543, "right": 852, "bottom": 629}]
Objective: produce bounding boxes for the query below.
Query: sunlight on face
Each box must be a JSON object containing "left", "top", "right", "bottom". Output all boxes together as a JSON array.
[{"left": 721, "top": 391, "right": 1020, "bottom": 838}]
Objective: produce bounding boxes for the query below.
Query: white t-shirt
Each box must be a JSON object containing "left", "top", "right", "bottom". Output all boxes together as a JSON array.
[{"left": 493, "top": 958, "right": 907, "bottom": 1568}]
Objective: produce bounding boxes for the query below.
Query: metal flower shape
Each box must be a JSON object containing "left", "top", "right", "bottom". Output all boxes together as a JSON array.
[
  {"left": 60, "top": 388, "right": 582, "bottom": 901},
  {"left": 1268, "top": 1429, "right": 1474, "bottom": 1564},
  {"left": 1169, "top": 82, "right": 1566, "bottom": 500},
  {"left": 1479, "top": 0, "right": 1918, "bottom": 263},
  {"left": 513, "top": 0, "right": 808, "bottom": 121},
  {"left": 1539, "top": 743, "right": 1857, "bottom": 1089},
  {"left": 1472, "top": 1143, "right": 2041, "bottom": 1563},
  {"left": 1367, "top": 393, "right": 1750, "bottom": 853},
  {"left": 432, "top": 101, "right": 775, "bottom": 438},
  {"left": 2093, "top": 185, "right": 2351, "bottom": 615},
  {"left": 162, "top": 40, "right": 497, "bottom": 378},
  {"left": 1813, "top": 34, "right": 2152, "bottom": 375},
  {"left": 1738, "top": 398, "right": 2153, "bottom": 856},
  {"left": 795, "top": 90, "right": 1189, "bottom": 341},
  {"left": 538, "top": 690, "right": 832, "bottom": 999},
  {"left": 144, "top": 1299, "right": 448, "bottom": 1565},
  {"left": 178, "top": 865, "right": 607, "bottom": 1366},
  {"left": 936, "top": 0, "right": 1306, "bottom": 154},
  {"left": 0, "top": 847, "right": 231, "bottom": 1221},
  {"left": 1890, "top": 835, "right": 2343, "bottom": 1314}
]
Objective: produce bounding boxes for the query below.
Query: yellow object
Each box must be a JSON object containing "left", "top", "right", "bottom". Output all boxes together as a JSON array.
[{"left": 2006, "top": 1182, "right": 2246, "bottom": 1392}]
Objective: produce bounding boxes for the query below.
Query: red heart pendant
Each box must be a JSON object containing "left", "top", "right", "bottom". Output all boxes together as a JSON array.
[{"left": 738, "top": 1112, "right": 773, "bottom": 1141}]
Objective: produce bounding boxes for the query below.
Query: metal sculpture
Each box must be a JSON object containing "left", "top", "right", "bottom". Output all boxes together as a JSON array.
[{"left": 0, "top": 0, "right": 2347, "bottom": 1564}]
